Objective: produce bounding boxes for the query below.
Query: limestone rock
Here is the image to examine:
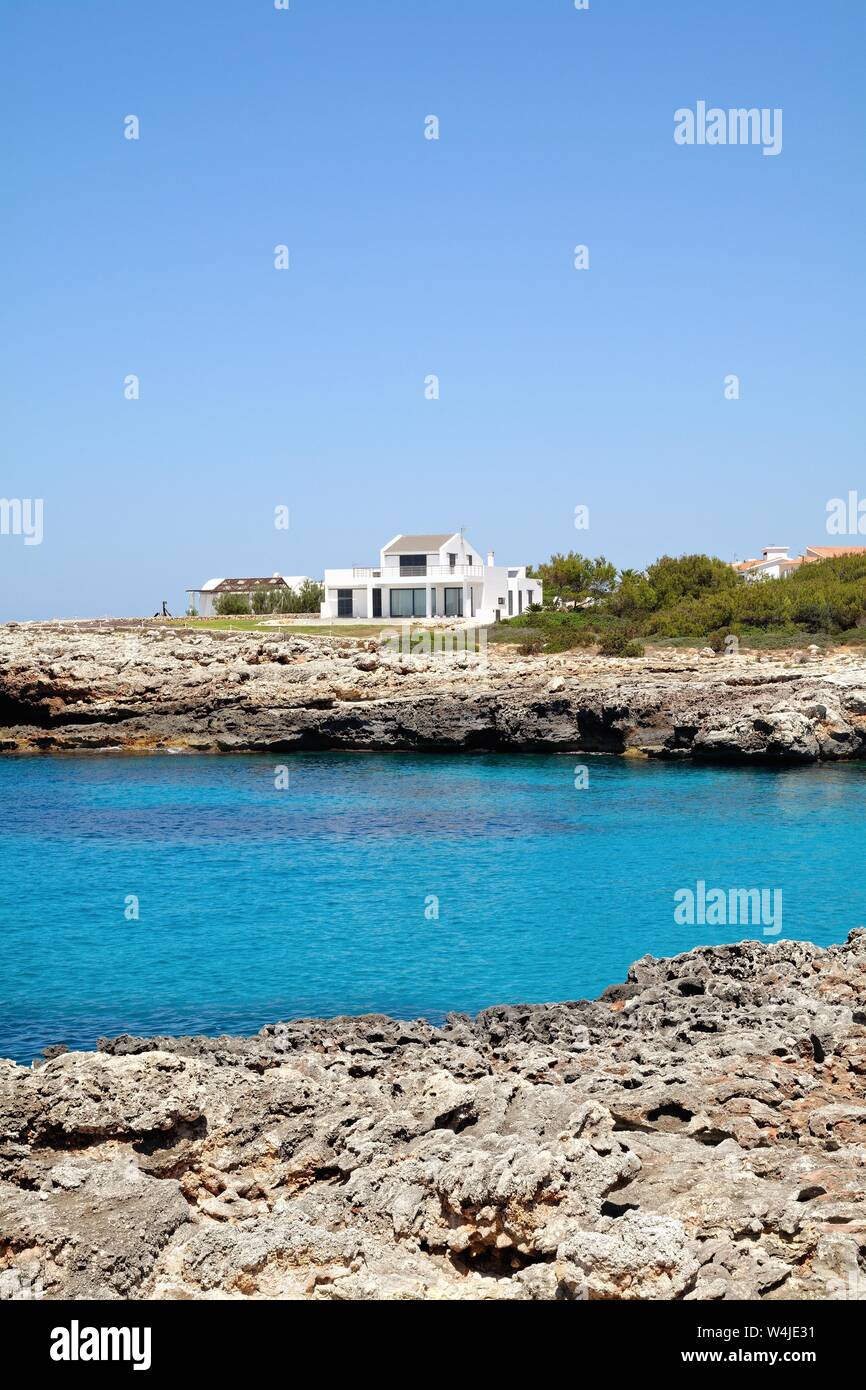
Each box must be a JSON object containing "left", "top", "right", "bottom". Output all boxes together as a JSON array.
[{"left": 3, "top": 932, "right": 866, "bottom": 1300}]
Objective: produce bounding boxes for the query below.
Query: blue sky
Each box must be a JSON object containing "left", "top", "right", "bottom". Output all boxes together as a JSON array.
[{"left": 1, "top": 0, "right": 863, "bottom": 618}]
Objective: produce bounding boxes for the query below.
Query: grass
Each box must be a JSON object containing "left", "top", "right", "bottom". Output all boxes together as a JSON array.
[
  {"left": 163, "top": 618, "right": 458, "bottom": 641},
  {"left": 164, "top": 617, "right": 282, "bottom": 633}
]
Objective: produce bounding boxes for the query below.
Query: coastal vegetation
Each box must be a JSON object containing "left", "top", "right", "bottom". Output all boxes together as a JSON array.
[
  {"left": 215, "top": 580, "right": 324, "bottom": 616},
  {"left": 495, "top": 552, "right": 866, "bottom": 653}
]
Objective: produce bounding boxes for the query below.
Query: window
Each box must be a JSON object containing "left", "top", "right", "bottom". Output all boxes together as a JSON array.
[
  {"left": 390, "top": 588, "right": 427, "bottom": 618},
  {"left": 372, "top": 589, "right": 382, "bottom": 618},
  {"left": 518, "top": 590, "right": 523, "bottom": 614},
  {"left": 337, "top": 589, "right": 353, "bottom": 618},
  {"left": 444, "top": 587, "right": 463, "bottom": 617},
  {"left": 466, "top": 554, "right": 473, "bottom": 565},
  {"left": 447, "top": 553, "right": 456, "bottom": 568},
  {"left": 398, "top": 554, "right": 426, "bottom": 576},
  {"left": 508, "top": 591, "right": 513, "bottom": 616}
]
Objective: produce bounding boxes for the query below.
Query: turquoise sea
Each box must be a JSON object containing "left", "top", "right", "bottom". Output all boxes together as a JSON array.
[{"left": 0, "top": 753, "right": 863, "bottom": 1063}]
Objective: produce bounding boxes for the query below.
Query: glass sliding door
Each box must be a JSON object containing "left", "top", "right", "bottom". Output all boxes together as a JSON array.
[
  {"left": 389, "top": 588, "right": 427, "bottom": 618},
  {"left": 444, "top": 587, "right": 463, "bottom": 618},
  {"left": 337, "top": 589, "right": 353, "bottom": 617}
]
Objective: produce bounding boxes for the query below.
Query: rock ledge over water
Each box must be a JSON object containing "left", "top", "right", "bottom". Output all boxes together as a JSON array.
[
  {"left": 2, "top": 622, "right": 866, "bottom": 761},
  {"left": 2, "top": 932, "right": 866, "bottom": 1300}
]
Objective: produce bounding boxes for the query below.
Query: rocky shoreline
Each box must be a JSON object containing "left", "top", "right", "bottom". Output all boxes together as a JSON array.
[
  {"left": 2, "top": 622, "right": 866, "bottom": 761},
  {"left": 2, "top": 933, "right": 866, "bottom": 1300}
]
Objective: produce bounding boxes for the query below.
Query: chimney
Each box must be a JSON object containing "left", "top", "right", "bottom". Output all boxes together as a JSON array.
[{"left": 486, "top": 550, "right": 495, "bottom": 567}]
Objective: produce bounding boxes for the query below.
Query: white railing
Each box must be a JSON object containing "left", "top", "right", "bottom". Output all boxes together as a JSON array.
[{"left": 351, "top": 565, "right": 484, "bottom": 580}]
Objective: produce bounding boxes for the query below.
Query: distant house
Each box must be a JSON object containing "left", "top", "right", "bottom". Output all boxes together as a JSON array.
[
  {"left": 732, "top": 543, "right": 866, "bottom": 582},
  {"left": 187, "top": 575, "right": 314, "bottom": 617},
  {"left": 732, "top": 546, "right": 805, "bottom": 581},
  {"left": 320, "top": 531, "right": 542, "bottom": 622},
  {"left": 803, "top": 545, "right": 866, "bottom": 563}
]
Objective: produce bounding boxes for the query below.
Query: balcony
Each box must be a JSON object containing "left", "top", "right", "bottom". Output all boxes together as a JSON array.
[{"left": 351, "top": 564, "right": 483, "bottom": 580}]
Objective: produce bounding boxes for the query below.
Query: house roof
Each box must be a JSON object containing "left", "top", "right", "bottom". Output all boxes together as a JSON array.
[
  {"left": 805, "top": 546, "right": 866, "bottom": 560},
  {"left": 383, "top": 533, "right": 456, "bottom": 553},
  {"left": 208, "top": 577, "right": 291, "bottom": 594}
]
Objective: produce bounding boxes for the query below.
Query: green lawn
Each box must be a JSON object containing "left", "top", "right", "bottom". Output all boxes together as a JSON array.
[{"left": 163, "top": 618, "right": 451, "bottom": 640}]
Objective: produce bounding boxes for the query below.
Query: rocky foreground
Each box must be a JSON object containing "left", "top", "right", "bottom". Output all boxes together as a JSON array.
[
  {"left": 2, "top": 621, "right": 866, "bottom": 760},
  {"left": 2, "top": 934, "right": 866, "bottom": 1300}
]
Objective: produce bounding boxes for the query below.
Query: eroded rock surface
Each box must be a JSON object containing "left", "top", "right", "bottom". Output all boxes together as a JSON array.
[
  {"left": 2, "top": 933, "right": 866, "bottom": 1300},
  {"left": 2, "top": 622, "right": 866, "bottom": 762}
]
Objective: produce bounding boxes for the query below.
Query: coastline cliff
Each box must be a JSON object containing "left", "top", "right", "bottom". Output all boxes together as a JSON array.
[{"left": 2, "top": 623, "right": 866, "bottom": 761}]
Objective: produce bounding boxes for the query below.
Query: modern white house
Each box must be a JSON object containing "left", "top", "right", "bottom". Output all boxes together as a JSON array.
[
  {"left": 320, "top": 532, "right": 542, "bottom": 623},
  {"left": 187, "top": 575, "right": 314, "bottom": 616}
]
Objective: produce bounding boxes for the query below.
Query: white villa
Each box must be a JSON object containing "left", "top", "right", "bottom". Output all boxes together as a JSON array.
[{"left": 320, "top": 532, "right": 542, "bottom": 623}]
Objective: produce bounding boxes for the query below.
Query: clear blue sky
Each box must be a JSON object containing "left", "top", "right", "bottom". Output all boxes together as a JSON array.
[{"left": 2, "top": 0, "right": 863, "bottom": 619}]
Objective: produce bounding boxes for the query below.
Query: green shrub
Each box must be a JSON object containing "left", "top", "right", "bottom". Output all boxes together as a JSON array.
[
  {"left": 598, "top": 631, "right": 645, "bottom": 657},
  {"left": 293, "top": 579, "right": 325, "bottom": 613},
  {"left": 645, "top": 554, "right": 739, "bottom": 606},
  {"left": 215, "top": 593, "right": 252, "bottom": 615},
  {"left": 251, "top": 588, "right": 273, "bottom": 614},
  {"left": 544, "top": 627, "right": 597, "bottom": 653}
]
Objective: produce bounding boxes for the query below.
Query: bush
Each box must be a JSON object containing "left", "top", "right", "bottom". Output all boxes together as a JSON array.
[
  {"left": 293, "top": 579, "right": 325, "bottom": 613},
  {"left": 215, "top": 593, "right": 252, "bottom": 615},
  {"left": 517, "top": 552, "right": 866, "bottom": 649},
  {"left": 598, "top": 631, "right": 645, "bottom": 657},
  {"left": 544, "top": 627, "right": 597, "bottom": 653}
]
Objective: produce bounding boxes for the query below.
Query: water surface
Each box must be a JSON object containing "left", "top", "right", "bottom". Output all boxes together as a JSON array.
[{"left": 0, "top": 753, "right": 862, "bottom": 1062}]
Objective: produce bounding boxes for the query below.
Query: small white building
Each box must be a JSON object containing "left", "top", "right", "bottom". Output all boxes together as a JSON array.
[
  {"left": 187, "top": 575, "right": 314, "bottom": 617},
  {"left": 320, "top": 532, "right": 542, "bottom": 623}
]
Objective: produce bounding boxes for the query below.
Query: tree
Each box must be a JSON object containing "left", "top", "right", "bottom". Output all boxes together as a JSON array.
[
  {"left": 609, "top": 569, "right": 657, "bottom": 617},
  {"left": 645, "top": 554, "right": 739, "bottom": 607},
  {"left": 535, "top": 552, "right": 616, "bottom": 607}
]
